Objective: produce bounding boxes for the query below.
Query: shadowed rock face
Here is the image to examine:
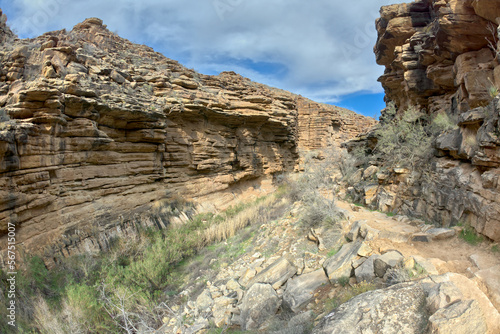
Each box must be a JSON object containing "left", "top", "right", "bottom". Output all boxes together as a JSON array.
[{"left": 0, "top": 16, "right": 375, "bottom": 263}]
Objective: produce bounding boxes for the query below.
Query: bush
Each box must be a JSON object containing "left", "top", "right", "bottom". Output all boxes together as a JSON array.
[
  {"left": 284, "top": 150, "right": 346, "bottom": 229},
  {"left": 374, "top": 105, "right": 433, "bottom": 169},
  {"left": 374, "top": 104, "right": 459, "bottom": 170}
]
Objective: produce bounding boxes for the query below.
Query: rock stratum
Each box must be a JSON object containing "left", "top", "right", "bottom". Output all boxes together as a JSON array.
[
  {"left": 0, "top": 12, "right": 375, "bottom": 264},
  {"left": 359, "top": 0, "right": 500, "bottom": 242}
]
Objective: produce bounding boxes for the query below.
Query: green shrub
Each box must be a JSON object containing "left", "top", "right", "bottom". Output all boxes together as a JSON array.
[{"left": 460, "top": 225, "right": 484, "bottom": 246}]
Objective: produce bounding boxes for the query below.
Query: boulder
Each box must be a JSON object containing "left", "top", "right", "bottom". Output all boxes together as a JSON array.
[
  {"left": 474, "top": 265, "right": 500, "bottom": 310},
  {"left": 374, "top": 251, "right": 404, "bottom": 278},
  {"left": 346, "top": 220, "right": 366, "bottom": 241},
  {"left": 240, "top": 283, "right": 281, "bottom": 331},
  {"left": 323, "top": 241, "right": 363, "bottom": 283},
  {"left": 355, "top": 254, "right": 379, "bottom": 283},
  {"left": 248, "top": 257, "right": 297, "bottom": 289},
  {"left": 428, "top": 300, "right": 487, "bottom": 334},
  {"left": 283, "top": 269, "right": 329, "bottom": 313},
  {"left": 421, "top": 273, "right": 500, "bottom": 333},
  {"left": 195, "top": 289, "right": 213, "bottom": 311},
  {"left": 312, "top": 282, "right": 427, "bottom": 334}
]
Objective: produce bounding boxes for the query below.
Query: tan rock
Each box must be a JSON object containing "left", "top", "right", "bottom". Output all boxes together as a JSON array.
[{"left": 428, "top": 300, "right": 487, "bottom": 334}]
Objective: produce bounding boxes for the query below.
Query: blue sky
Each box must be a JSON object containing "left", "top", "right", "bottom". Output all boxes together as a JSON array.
[{"left": 0, "top": 0, "right": 407, "bottom": 119}]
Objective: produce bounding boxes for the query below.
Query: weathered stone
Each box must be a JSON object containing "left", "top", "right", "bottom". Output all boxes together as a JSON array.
[
  {"left": 248, "top": 257, "right": 297, "bottom": 289},
  {"left": 195, "top": 289, "right": 213, "bottom": 310},
  {"left": 225, "top": 279, "right": 241, "bottom": 291},
  {"left": 355, "top": 254, "right": 379, "bottom": 283},
  {"left": 374, "top": 251, "right": 404, "bottom": 278},
  {"left": 238, "top": 268, "right": 257, "bottom": 287},
  {"left": 474, "top": 265, "right": 500, "bottom": 310},
  {"left": 422, "top": 273, "right": 500, "bottom": 334},
  {"left": 185, "top": 317, "right": 210, "bottom": 334},
  {"left": 412, "top": 233, "right": 432, "bottom": 242},
  {"left": 346, "top": 220, "right": 366, "bottom": 241},
  {"left": 283, "top": 269, "right": 329, "bottom": 313},
  {"left": 411, "top": 255, "right": 439, "bottom": 276},
  {"left": 428, "top": 300, "right": 487, "bottom": 334},
  {"left": 427, "top": 228, "right": 456, "bottom": 240},
  {"left": 240, "top": 283, "right": 281, "bottom": 331},
  {"left": 312, "top": 283, "right": 427, "bottom": 334},
  {"left": 359, "top": 224, "right": 380, "bottom": 241},
  {"left": 426, "top": 282, "right": 464, "bottom": 314},
  {"left": 323, "top": 241, "right": 363, "bottom": 283}
]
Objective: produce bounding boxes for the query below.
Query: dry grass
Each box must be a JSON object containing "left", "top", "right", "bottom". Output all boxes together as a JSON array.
[{"left": 199, "top": 195, "right": 280, "bottom": 246}]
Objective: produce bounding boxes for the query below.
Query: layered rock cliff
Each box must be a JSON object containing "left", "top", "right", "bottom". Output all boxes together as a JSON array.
[
  {"left": 0, "top": 16, "right": 375, "bottom": 264},
  {"left": 358, "top": 0, "right": 500, "bottom": 242}
]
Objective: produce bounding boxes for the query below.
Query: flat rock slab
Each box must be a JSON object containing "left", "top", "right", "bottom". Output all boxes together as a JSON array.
[
  {"left": 412, "top": 255, "right": 439, "bottom": 276},
  {"left": 283, "top": 269, "right": 329, "bottom": 313},
  {"left": 427, "top": 228, "right": 456, "bottom": 240},
  {"left": 248, "top": 257, "right": 297, "bottom": 289},
  {"left": 411, "top": 233, "right": 432, "bottom": 242},
  {"left": 312, "top": 282, "right": 427, "bottom": 334}
]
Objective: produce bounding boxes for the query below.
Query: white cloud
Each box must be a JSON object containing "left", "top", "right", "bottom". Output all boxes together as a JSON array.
[{"left": 2, "top": 0, "right": 408, "bottom": 103}]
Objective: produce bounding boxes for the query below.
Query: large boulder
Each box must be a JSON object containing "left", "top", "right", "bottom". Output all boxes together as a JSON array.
[
  {"left": 312, "top": 282, "right": 428, "bottom": 334},
  {"left": 240, "top": 283, "right": 281, "bottom": 330},
  {"left": 283, "top": 269, "right": 329, "bottom": 313},
  {"left": 355, "top": 254, "right": 379, "bottom": 283}
]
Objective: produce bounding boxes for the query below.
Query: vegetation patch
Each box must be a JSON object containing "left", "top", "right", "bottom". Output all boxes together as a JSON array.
[
  {"left": 0, "top": 193, "right": 287, "bottom": 333},
  {"left": 324, "top": 281, "right": 377, "bottom": 313},
  {"left": 459, "top": 224, "right": 484, "bottom": 246}
]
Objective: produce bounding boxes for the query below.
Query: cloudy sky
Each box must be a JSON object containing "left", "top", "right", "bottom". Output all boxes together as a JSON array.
[{"left": 0, "top": 0, "right": 407, "bottom": 118}]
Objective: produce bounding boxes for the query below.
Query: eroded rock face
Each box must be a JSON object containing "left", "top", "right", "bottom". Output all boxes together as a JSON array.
[
  {"left": 366, "top": 0, "right": 500, "bottom": 242},
  {"left": 0, "top": 16, "right": 374, "bottom": 264},
  {"left": 375, "top": 0, "right": 499, "bottom": 113}
]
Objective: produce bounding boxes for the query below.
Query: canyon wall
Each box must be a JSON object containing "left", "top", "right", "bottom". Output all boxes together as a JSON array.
[
  {"left": 0, "top": 16, "right": 374, "bottom": 264},
  {"left": 357, "top": 0, "right": 500, "bottom": 242}
]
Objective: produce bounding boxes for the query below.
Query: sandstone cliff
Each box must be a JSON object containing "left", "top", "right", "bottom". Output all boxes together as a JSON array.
[
  {"left": 0, "top": 16, "right": 375, "bottom": 264},
  {"left": 356, "top": 0, "right": 500, "bottom": 242}
]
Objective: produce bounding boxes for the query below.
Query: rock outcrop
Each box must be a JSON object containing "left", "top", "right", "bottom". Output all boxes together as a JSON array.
[
  {"left": 356, "top": 0, "right": 500, "bottom": 242},
  {"left": 375, "top": 0, "right": 500, "bottom": 113},
  {"left": 0, "top": 16, "right": 374, "bottom": 264}
]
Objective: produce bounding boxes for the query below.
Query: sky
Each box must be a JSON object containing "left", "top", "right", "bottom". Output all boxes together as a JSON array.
[{"left": 0, "top": 0, "right": 408, "bottom": 119}]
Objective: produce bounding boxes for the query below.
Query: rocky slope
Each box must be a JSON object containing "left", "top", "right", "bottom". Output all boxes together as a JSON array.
[
  {"left": 356, "top": 0, "right": 500, "bottom": 242},
  {"left": 160, "top": 198, "right": 500, "bottom": 333},
  {"left": 0, "top": 13, "right": 375, "bottom": 265}
]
